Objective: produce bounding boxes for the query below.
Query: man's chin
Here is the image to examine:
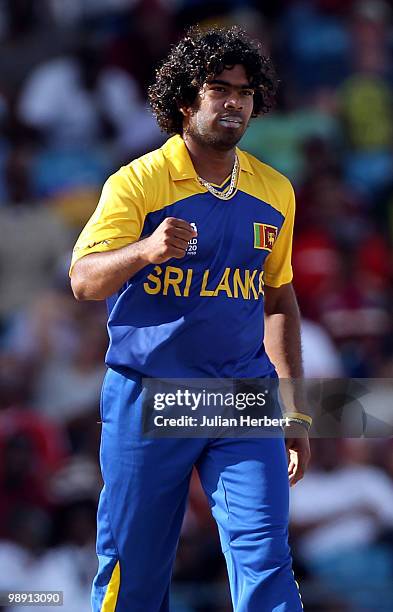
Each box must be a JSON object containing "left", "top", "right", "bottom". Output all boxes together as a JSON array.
[
  {"left": 186, "top": 125, "right": 246, "bottom": 150},
  {"left": 210, "top": 130, "right": 245, "bottom": 150}
]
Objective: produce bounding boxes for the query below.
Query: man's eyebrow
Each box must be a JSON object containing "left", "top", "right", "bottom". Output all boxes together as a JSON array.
[{"left": 207, "top": 79, "right": 254, "bottom": 89}]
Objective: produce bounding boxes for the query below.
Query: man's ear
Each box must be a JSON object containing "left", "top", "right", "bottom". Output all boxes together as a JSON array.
[{"left": 179, "top": 106, "right": 190, "bottom": 117}]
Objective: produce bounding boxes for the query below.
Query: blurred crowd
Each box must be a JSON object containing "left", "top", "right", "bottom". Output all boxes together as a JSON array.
[{"left": 0, "top": 1, "right": 393, "bottom": 610}]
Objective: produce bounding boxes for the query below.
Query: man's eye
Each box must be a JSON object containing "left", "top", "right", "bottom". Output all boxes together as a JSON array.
[
  {"left": 242, "top": 90, "right": 254, "bottom": 96},
  {"left": 212, "top": 86, "right": 226, "bottom": 92}
]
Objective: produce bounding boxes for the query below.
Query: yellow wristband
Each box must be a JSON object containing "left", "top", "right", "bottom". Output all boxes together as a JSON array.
[{"left": 285, "top": 412, "right": 313, "bottom": 426}]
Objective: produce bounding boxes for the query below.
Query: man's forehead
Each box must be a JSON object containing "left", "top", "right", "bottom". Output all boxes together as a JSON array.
[{"left": 205, "top": 64, "right": 252, "bottom": 87}]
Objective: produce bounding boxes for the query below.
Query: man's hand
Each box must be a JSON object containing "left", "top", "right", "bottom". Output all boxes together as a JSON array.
[
  {"left": 142, "top": 217, "right": 197, "bottom": 264},
  {"left": 284, "top": 422, "right": 311, "bottom": 487},
  {"left": 71, "top": 217, "right": 197, "bottom": 301}
]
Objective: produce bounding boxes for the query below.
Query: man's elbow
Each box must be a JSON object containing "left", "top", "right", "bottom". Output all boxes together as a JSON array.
[
  {"left": 70, "top": 269, "right": 104, "bottom": 301},
  {"left": 70, "top": 274, "right": 88, "bottom": 301}
]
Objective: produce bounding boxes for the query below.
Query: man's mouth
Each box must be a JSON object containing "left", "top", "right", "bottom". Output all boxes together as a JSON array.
[{"left": 218, "top": 116, "right": 243, "bottom": 128}]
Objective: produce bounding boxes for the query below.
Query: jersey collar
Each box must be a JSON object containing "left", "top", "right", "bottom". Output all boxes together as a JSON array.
[{"left": 162, "top": 134, "right": 254, "bottom": 181}]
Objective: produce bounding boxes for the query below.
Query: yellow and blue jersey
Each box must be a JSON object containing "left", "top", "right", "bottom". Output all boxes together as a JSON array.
[{"left": 70, "top": 135, "right": 295, "bottom": 377}]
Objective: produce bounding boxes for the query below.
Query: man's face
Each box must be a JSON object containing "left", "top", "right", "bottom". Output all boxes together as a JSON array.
[{"left": 183, "top": 64, "right": 255, "bottom": 150}]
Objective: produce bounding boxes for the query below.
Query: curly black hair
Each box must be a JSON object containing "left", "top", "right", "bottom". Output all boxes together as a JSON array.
[{"left": 148, "top": 25, "right": 279, "bottom": 135}]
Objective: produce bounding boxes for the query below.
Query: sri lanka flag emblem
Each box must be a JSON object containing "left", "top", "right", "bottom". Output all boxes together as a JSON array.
[{"left": 253, "top": 223, "right": 278, "bottom": 251}]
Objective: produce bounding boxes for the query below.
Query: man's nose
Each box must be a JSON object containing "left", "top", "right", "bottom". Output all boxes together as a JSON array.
[{"left": 224, "top": 93, "right": 242, "bottom": 110}]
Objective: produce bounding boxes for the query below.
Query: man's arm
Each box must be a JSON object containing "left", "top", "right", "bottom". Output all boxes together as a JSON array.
[
  {"left": 264, "top": 282, "right": 311, "bottom": 486},
  {"left": 70, "top": 217, "right": 196, "bottom": 301},
  {"left": 264, "top": 282, "right": 303, "bottom": 378}
]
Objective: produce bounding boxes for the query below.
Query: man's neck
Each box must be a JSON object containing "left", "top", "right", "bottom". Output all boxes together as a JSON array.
[{"left": 183, "top": 134, "right": 236, "bottom": 185}]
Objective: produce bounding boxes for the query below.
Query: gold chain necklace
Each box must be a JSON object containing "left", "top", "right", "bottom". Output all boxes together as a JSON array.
[{"left": 197, "top": 155, "right": 239, "bottom": 200}]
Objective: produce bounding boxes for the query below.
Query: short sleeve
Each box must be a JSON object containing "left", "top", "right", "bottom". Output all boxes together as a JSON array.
[
  {"left": 263, "top": 183, "right": 295, "bottom": 288},
  {"left": 69, "top": 167, "right": 146, "bottom": 275}
]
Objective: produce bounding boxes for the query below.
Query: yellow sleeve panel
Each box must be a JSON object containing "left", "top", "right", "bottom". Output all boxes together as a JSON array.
[
  {"left": 237, "top": 150, "right": 295, "bottom": 288},
  {"left": 263, "top": 182, "right": 295, "bottom": 288},
  {"left": 69, "top": 164, "right": 148, "bottom": 274}
]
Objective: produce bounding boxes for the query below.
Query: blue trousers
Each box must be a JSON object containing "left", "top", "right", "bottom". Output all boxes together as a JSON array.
[{"left": 92, "top": 368, "right": 303, "bottom": 611}]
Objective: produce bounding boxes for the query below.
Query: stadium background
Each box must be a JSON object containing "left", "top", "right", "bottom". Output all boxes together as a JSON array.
[{"left": 0, "top": 0, "right": 393, "bottom": 610}]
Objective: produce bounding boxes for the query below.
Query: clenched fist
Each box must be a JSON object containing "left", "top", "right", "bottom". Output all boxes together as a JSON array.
[{"left": 142, "top": 217, "right": 197, "bottom": 264}]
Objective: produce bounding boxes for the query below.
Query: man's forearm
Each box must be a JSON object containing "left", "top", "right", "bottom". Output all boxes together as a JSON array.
[
  {"left": 264, "top": 284, "right": 311, "bottom": 483},
  {"left": 71, "top": 239, "right": 151, "bottom": 301},
  {"left": 264, "top": 283, "right": 303, "bottom": 378},
  {"left": 264, "top": 312, "right": 303, "bottom": 379},
  {"left": 264, "top": 283, "right": 307, "bottom": 414}
]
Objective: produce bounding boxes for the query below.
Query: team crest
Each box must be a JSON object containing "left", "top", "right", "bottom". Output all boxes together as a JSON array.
[{"left": 253, "top": 223, "right": 278, "bottom": 251}]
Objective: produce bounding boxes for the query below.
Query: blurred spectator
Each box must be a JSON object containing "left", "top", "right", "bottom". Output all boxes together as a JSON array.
[
  {"left": 50, "top": 456, "right": 101, "bottom": 503},
  {"left": 339, "top": 75, "right": 392, "bottom": 152},
  {"left": 0, "top": 147, "right": 73, "bottom": 326},
  {"left": 295, "top": 160, "right": 367, "bottom": 245},
  {"left": 319, "top": 245, "right": 391, "bottom": 376},
  {"left": 2, "top": 290, "right": 107, "bottom": 426},
  {"left": 278, "top": 1, "right": 351, "bottom": 93},
  {"left": 0, "top": 408, "right": 68, "bottom": 538},
  {"left": 3, "top": 500, "right": 98, "bottom": 612},
  {"left": 293, "top": 229, "right": 339, "bottom": 319},
  {"left": 0, "top": 433, "right": 51, "bottom": 537},
  {"left": 290, "top": 439, "right": 393, "bottom": 610},
  {"left": 49, "top": 0, "right": 135, "bottom": 27},
  {"left": 0, "top": 507, "right": 52, "bottom": 596},
  {"left": 0, "top": 352, "right": 35, "bottom": 408},
  {"left": 31, "top": 152, "right": 109, "bottom": 199},
  {"left": 301, "top": 319, "right": 343, "bottom": 377},
  {"left": 0, "top": 0, "right": 52, "bottom": 41},
  {"left": 17, "top": 41, "right": 162, "bottom": 156},
  {"left": 0, "top": 407, "right": 67, "bottom": 469},
  {"left": 33, "top": 315, "right": 107, "bottom": 423},
  {"left": 50, "top": 187, "right": 102, "bottom": 231},
  {"left": 350, "top": 0, "right": 392, "bottom": 79},
  {"left": 106, "top": 0, "right": 175, "bottom": 90},
  {"left": 338, "top": 0, "right": 393, "bottom": 197},
  {"left": 3, "top": 290, "right": 83, "bottom": 361},
  {"left": 240, "top": 88, "right": 340, "bottom": 182}
]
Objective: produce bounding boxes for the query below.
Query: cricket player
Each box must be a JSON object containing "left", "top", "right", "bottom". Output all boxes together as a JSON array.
[{"left": 70, "top": 26, "right": 311, "bottom": 612}]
